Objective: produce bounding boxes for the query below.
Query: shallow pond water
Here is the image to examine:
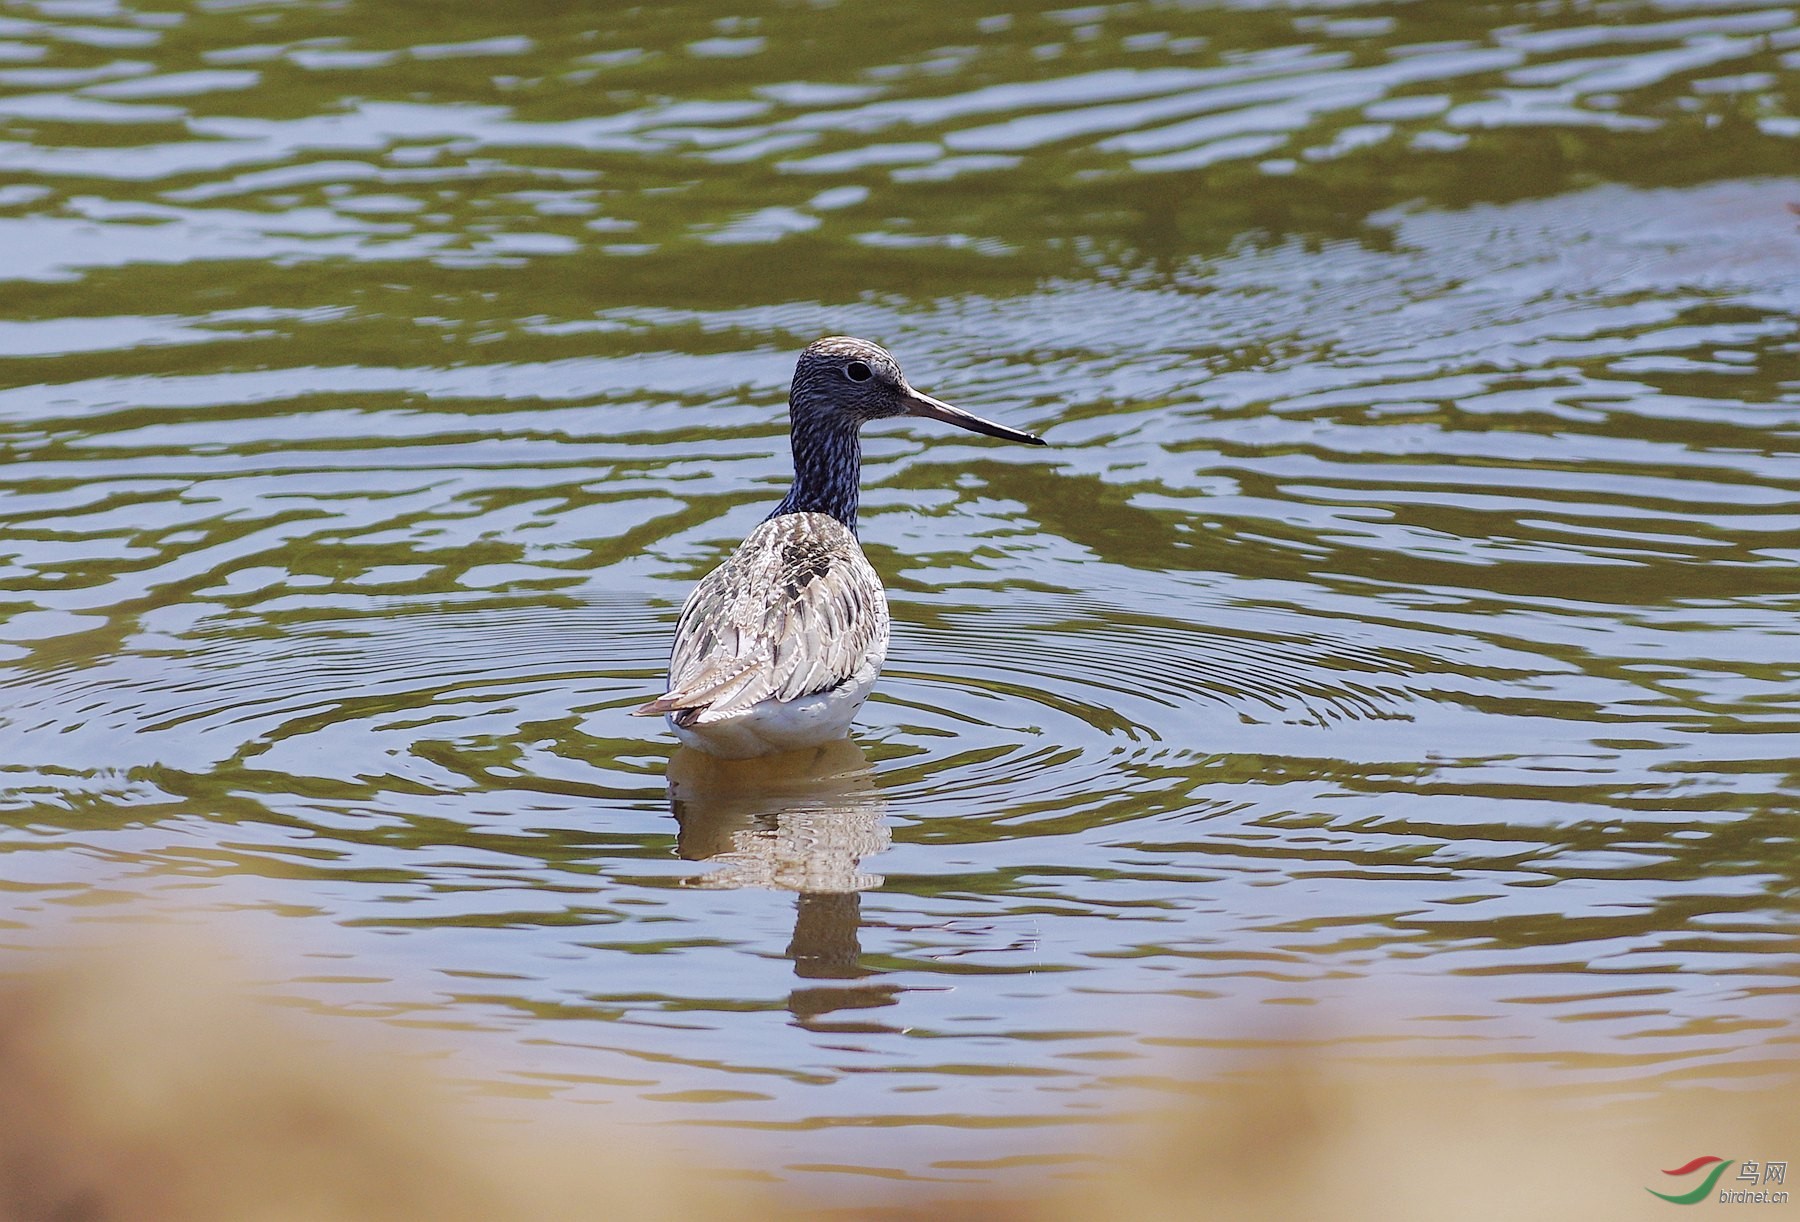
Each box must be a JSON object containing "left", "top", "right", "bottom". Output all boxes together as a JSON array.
[{"left": 1, "top": 0, "right": 1798, "bottom": 1197}]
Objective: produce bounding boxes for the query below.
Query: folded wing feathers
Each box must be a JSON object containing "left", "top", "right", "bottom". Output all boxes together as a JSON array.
[{"left": 634, "top": 515, "right": 886, "bottom": 724}]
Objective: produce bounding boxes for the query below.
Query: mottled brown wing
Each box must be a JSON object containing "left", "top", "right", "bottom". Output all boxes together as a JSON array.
[{"left": 634, "top": 513, "right": 889, "bottom": 725}]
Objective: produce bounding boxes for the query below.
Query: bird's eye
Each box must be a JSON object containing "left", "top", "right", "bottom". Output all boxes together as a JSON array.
[{"left": 844, "top": 361, "right": 872, "bottom": 382}]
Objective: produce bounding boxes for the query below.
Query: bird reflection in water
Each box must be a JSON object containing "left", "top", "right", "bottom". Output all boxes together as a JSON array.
[{"left": 665, "top": 738, "right": 901, "bottom": 1029}]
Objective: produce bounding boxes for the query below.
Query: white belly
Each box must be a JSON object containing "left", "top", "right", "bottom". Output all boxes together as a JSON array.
[{"left": 671, "top": 648, "right": 885, "bottom": 759}]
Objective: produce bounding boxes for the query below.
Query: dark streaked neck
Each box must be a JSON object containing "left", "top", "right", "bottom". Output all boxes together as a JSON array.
[{"left": 768, "top": 410, "right": 862, "bottom": 530}]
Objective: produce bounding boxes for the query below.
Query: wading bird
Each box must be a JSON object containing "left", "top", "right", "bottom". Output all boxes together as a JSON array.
[{"left": 635, "top": 336, "right": 1045, "bottom": 758}]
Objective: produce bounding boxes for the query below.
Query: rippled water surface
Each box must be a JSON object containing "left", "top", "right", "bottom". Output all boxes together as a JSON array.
[{"left": 2, "top": 0, "right": 1799, "bottom": 1194}]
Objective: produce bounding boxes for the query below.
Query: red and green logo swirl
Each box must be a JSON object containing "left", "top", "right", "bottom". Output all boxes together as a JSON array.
[{"left": 1649, "top": 1156, "right": 1734, "bottom": 1205}]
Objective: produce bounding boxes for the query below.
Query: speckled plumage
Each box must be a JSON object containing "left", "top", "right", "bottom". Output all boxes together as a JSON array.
[
  {"left": 635, "top": 336, "right": 1044, "bottom": 758},
  {"left": 654, "top": 512, "right": 888, "bottom": 724}
]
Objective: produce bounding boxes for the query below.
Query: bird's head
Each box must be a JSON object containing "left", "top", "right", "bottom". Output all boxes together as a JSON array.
[{"left": 789, "top": 336, "right": 1045, "bottom": 446}]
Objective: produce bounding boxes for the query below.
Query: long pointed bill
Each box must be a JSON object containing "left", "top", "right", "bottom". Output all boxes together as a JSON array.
[{"left": 902, "top": 387, "right": 1047, "bottom": 446}]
